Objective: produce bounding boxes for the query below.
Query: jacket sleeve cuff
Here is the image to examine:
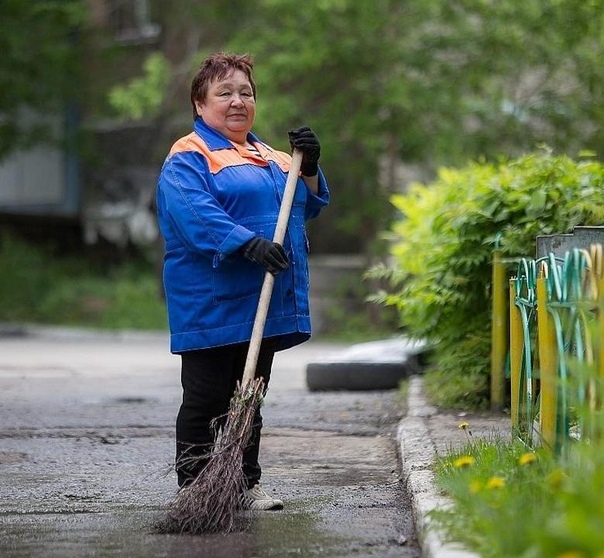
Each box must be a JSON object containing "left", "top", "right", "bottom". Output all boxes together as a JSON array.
[{"left": 213, "top": 225, "right": 255, "bottom": 267}]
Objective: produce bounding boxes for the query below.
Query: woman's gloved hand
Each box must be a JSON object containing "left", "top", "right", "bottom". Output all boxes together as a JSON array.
[
  {"left": 288, "top": 126, "right": 321, "bottom": 177},
  {"left": 240, "top": 237, "right": 289, "bottom": 275}
]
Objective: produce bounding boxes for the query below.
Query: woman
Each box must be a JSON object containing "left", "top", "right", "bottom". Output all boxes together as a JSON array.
[{"left": 156, "top": 52, "right": 329, "bottom": 510}]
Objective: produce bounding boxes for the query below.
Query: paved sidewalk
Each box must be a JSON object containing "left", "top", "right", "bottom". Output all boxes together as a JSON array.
[
  {"left": 0, "top": 327, "right": 419, "bottom": 557},
  {"left": 399, "top": 376, "right": 511, "bottom": 558},
  {"left": 0, "top": 325, "right": 511, "bottom": 557}
]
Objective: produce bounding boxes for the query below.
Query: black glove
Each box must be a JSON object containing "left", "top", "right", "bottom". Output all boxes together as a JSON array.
[
  {"left": 240, "top": 237, "right": 289, "bottom": 275},
  {"left": 288, "top": 126, "right": 321, "bottom": 176}
]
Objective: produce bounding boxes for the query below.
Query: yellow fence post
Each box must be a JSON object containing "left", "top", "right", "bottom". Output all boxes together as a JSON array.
[
  {"left": 491, "top": 250, "right": 508, "bottom": 411},
  {"left": 598, "top": 276, "right": 604, "bottom": 412},
  {"left": 509, "top": 279, "right": 523, "bottom": 429},
  {"left": 537, "top": 272, "right": 558, "bottom": 450}
]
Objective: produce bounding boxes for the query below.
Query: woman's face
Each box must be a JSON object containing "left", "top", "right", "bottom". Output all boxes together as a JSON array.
[{"left": 195, "top": 69, "right": 256, "bottom": 144}]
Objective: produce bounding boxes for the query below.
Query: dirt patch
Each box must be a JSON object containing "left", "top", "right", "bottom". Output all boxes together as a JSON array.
[{"left": 0, "top": 451, "right": 26, "bottom": 464}]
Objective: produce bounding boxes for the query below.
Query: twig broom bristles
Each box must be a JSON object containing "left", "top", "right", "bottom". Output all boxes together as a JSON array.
[{"left": 156, "top": 150, "right": 303, "bottom": 534}]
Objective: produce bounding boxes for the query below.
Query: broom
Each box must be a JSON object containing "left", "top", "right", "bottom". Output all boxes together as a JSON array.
[{"left": 156, "top": 149, "right": 304, "bottom": 535}]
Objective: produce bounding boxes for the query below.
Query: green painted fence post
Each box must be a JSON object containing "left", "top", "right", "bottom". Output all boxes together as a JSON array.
[{"left": 509, "top": 278, "right": 522, "bottom": 430}]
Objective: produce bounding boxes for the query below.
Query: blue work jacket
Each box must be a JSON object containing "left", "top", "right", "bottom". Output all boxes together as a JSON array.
[{"left": 156, "top": 118, "right": 330, "bottom": 354}]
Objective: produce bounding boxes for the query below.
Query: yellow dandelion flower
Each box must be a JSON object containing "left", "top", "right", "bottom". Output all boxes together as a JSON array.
[
  {"left": 453, "top": 455, "right": 475, "bottom": 468},
  {"left": 486, "top": 476, "right": 506, "bottom": 489},
  {"left": 469, "top": 480, "right": 482, "bottom": 493},
  {"left": 518, "top": 452, "right": 537, "bottom": 466},
  {"left": 458, "top": 421, "right": 473, "bottom": 437},
  {"left": 557, "top": 551, "right": 586, "bottom": 558},
  {"left": 547, "top": 468, "right": 566, "bottom": 490}
]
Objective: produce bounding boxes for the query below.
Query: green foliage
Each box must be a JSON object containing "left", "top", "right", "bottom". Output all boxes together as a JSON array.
[
  {"left": 0, "top": 234, "right": 166, "bottom": 331},
  {"left": 0, "top": 234, "right": 54, "bottom": 322},
  {"left": 227, "top": 0, "right": 604, "bottom": 160},
  {"left": 227, "top": 0, "right": 410, "bottom": 252},
  {"left": 7, "top": 0, "right": 604, "bottom": 259},
  {"left": 108, "top": 53, "right": 171, "bottom": 120},
  {"left": 0, "top": 0, "right": 85, "bottom": 157},
  {"left": 216, "top": 0, "right": 604, "bottom": 253},
  {"left": 434, "top": 422, "right": 604, "bottom": 557},
  {"left": 423, "top": 334, "right": 491, "bottom": 410},
  {"left": 371, "top": 150, "right": 604, "bottom": 409}
]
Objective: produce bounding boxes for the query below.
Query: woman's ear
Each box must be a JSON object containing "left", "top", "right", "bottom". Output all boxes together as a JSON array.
[{"left": 194, "top": 101, "right": 203, "bottom": 118}]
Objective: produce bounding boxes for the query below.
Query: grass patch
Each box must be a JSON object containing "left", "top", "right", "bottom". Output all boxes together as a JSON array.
[
  {"left": 0, "top": 232, "right": 167, "bottom": 331},
  {"left": 424, "top": 365, "right": 490, "bottom": 411},
  {"left": 432, "top": 424, "right": 604, "bottom": 557}
]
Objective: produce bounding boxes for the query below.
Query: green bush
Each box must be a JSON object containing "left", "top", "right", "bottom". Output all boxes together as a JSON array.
[{"left": 371, "top": 149, "right": 604, "bottom": 409}]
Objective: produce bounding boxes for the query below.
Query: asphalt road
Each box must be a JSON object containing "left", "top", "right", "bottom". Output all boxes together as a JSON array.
[{"left": 0, "top": 327, "right": 420, "bottom": 558}]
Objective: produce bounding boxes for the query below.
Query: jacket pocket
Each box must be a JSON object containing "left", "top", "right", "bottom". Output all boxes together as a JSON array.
[
  {"left": 212, "top": 257, "right": 264, "bottom": 304},
  {"left": 212, "top": 219, "right": 271, "bottom": 304}
]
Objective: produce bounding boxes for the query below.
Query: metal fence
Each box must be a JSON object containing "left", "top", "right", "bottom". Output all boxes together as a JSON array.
[{"left": 503, "top": 244, "right": 604, "bottom": 451}]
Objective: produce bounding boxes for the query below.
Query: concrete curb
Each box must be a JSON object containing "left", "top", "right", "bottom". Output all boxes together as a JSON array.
[
  {"left": 399, "top": 376, "right": 480, "bottom": 558},
  {"left": 0, "top": 322, "right": 169, "bottom": 343}
]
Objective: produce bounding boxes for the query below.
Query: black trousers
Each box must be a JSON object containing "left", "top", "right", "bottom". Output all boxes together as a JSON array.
[{"left": 175, "top": 338, "right": 278, "bottom": 488}]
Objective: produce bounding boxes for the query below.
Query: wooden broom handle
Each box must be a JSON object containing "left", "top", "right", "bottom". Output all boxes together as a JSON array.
[{"left": 242, "top": 149, "right": 304, "bottom": 386}]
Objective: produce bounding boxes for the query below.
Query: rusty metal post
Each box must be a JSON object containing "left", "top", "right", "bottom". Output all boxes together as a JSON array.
[{"left": 491, "top": 250, "right": 508, "bottom": 411}]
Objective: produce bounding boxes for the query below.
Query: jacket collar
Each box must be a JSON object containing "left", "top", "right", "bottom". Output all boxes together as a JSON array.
[{"left": 193, "top": 117, "right": 262, "bottom": 151}]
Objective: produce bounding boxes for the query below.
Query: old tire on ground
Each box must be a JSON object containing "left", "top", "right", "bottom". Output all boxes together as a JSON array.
[{"left": 306, "top": 360, "right": 416, "bottom": 391}]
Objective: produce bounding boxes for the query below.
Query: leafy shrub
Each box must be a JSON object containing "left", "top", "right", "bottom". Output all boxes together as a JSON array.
[{"left": 370, "top": 149, "right": 604, "bottom": 409}]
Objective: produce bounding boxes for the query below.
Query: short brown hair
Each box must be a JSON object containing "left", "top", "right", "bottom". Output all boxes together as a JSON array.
[{"left": 190, "top": 53, "right": 256, "bottom": 118}]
